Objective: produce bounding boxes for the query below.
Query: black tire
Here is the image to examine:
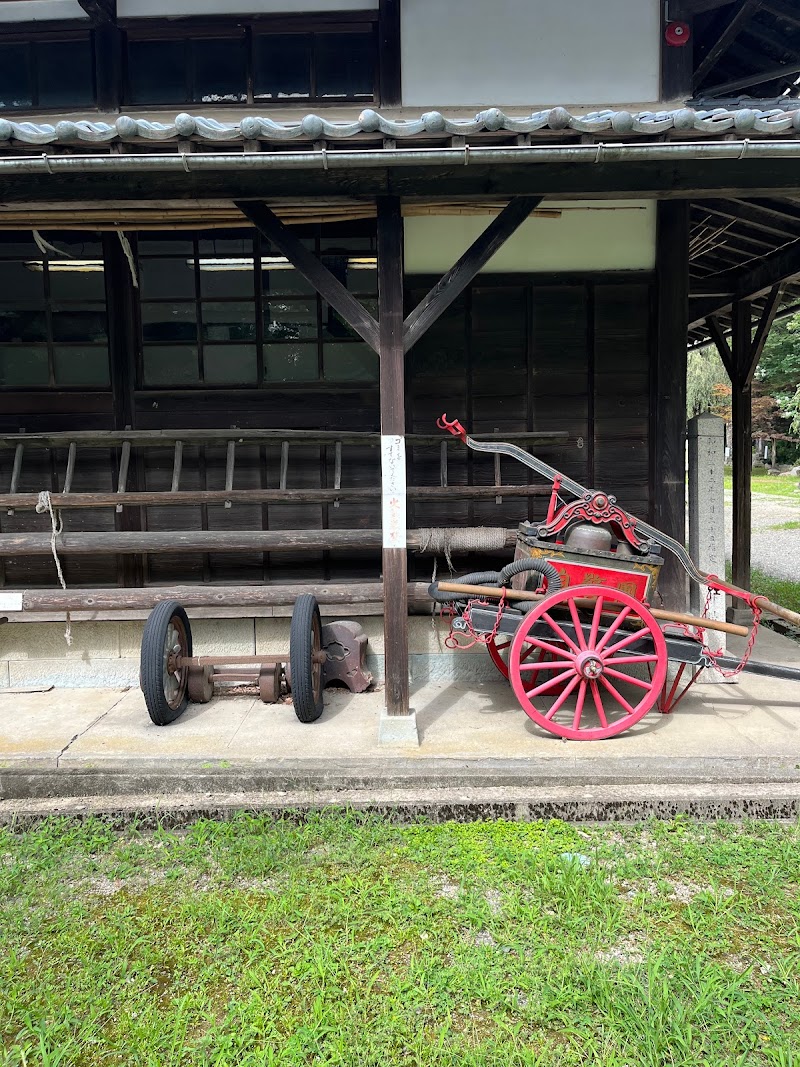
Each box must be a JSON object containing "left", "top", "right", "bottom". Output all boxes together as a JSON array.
[
  {"left": 140, "top": 600, "right": 192, "bottom": 726},
  {"left": 290, "top": 593, "right": 324, "bottom": 723}
]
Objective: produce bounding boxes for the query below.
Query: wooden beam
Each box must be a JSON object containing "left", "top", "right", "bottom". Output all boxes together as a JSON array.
[
  {"left": 402, "top": 196, "right": 542, "bottom": 353},
  {"left": 0, "top": 529, "right": 517, "bottom": 556},
  {"left": 378, "top": 0, "right": 401, "bottom": 108},
  {"left": 701, "top": 60, "right": 800, "bottom": 96},
  {"left": 706, "top": 315, "right": 735, "bottom": 379},
  {"left": 663, "top": 3, "right": 694, "bottom": 100},
  {"left": 696, "top": 198, "right": 800, "bottom": 241},
  {"left": 377, "top": 195, "right": 410, "bottom": 719},
  {"left": 235, "top": 200, "right": 381, "bottom": 354},
  {"left": 731, "top": 299, "right": 753, "bottom": 591},
  {"left": 77, "top": 0, "right": 115, "bottom": 24},
  {"left": 684, "top": 0, "right": 737, "bottom": 12},
  {"left": 761, "top": 0, "right": 800, "bottom": 28},
  {"left": 746, "top": 282, "right": 783, "bottom": 382},
  {"left": 693, "top": 0, "right": 762, "bottom": 88},
  {"left": 688, "top": 239, "right": 800, "bottom": 326},
  {"left": 654, "top": 201, "right": 691, "bottom": 610}
]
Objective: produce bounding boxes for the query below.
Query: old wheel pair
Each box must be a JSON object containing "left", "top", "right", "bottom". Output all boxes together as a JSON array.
[
  {"left": 140, "top": 594, "right": 325, "bottom": 726},
  {"left": 488, "top": 586, "right": 667, "bottom": 740}
]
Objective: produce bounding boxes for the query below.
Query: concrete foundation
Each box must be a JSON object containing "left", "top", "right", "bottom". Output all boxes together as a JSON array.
[{"left": 1, "top": 625, "right": 800, "bottom": 805}]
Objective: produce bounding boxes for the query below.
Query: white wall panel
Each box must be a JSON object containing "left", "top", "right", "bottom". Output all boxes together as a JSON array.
[
  {"left": 404, "top": 202, "right": 656, "bottom": 274},
  {"left": 401, "top": 0, "right": 660, "bottom": 106},
  {"left": 118, "top": 0, "right": 377, "bottom": 15},
  {"left": 0, "top": 1, "right": 87, "bottom": 20}
]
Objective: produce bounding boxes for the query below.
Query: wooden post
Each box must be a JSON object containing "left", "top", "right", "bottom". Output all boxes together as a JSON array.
[
  {"left": 377, "top": 195, "right": 414, "bottom": 738},
  {"left": 731, "top": 299, "right": 753, "bottom": 592},
  {"left": 654, "top": 200, "right": 690, "bottom": 609}
]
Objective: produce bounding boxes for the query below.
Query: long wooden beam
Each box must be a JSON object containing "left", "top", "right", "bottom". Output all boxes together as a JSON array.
[
  {"left": 702, "top": 60, "right": 800, "bottom": 97},
  {"left": 747, "top": 283, "right": 783, "bottom": 382},
  {"left": 235, "top": 200, "right": 380, "bottom": 354},
  {"left": 693, "top": 0, "right": 762, "bottom": 88},
  {"left": 696, "top": 198, "right": 800, "bottom": 241},
  {"left": 0, "top": 529, "right": 517, "bottom": 556},
  {"left": 402, "top": 196, "right": 542, "bottom": 353},
  {"left": 688, "top": 239, "right": 800, "bottom": 326}
]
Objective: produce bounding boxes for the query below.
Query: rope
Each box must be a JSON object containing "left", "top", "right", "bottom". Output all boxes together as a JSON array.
[
  {"left": 35, "top": 490, "right": 72, "bottom": 646},
  {"left": 117, "top": 231, "right": 139, "bottom": 288},
  {"left": 417, "top": 526, "right": 507, "bottom": 572},
  {"left": 32, "top": 230, "right": 74, "bottom": 259}
]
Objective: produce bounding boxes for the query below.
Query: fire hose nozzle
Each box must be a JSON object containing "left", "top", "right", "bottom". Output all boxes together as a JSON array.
[{"left": 437, "top": 413, "right": 467, "bottom": 442}]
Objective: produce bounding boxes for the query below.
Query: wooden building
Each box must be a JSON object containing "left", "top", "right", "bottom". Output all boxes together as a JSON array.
[{"left": 0, "top": 0, "right": 799, "bottom": 728}]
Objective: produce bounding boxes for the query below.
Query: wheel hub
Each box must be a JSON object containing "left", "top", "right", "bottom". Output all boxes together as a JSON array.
[{"left": 576, "top": 650, "right": 604, "bottom": 680}]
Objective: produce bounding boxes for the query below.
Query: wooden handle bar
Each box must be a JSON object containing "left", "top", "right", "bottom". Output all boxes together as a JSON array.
[
  {"left": 436, "top": 582, "right": 750, "bottom": 638},
  {"left": 721, "top": 580, "right": 800, "bottom": 630}
]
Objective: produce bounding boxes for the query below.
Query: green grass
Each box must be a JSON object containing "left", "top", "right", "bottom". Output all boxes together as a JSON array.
[
  {"left": 723, "top": 467, "right": 800, "bottom": 498},
  {"left": 750, "top": 567, "right": 800, "bottom": 614},
  {"left": 2, "top": 814, "right": 800, "bottom": 1066},
  {"left": 767, "top": 521, "right": 800, "bottom": 532}
]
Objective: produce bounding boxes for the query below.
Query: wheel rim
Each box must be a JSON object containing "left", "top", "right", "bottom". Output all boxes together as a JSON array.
[
  {"left": 509, "top": 585, "right": 667, "bottom": 740},
  {"left": 163, "top": 615, "right": 189, "bottom": 711}
]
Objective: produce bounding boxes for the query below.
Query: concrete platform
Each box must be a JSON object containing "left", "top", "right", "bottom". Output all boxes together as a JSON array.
[{"left": 2, "top": 626, "right": 800, "bottom": 811}]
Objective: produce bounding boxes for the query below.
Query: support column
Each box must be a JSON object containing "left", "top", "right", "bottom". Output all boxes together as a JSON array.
[
  {"left": 731, "top": 300, "right": 752, "bottom": 593},
  {"left": 654, "top": 200, "right": 690, "bottom": 610},
  {"left": 376, "top": 196, "right": 416, "bottom": 744}
]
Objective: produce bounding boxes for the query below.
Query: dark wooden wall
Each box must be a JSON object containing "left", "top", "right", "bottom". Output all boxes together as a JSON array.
[{"left": 0, "top": 271, "right": 655, "bottom": 588}]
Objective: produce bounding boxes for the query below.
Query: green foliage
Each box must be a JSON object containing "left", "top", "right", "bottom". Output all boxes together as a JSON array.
[
  {"left": 2, "top": 813, "right": 800, "bottom": 1066},
  {"left": 756, "top": 313, "right": 800, "bottom": 435},
  {"left": 686, "top": 346, "right": 730, "bottom": 420}
]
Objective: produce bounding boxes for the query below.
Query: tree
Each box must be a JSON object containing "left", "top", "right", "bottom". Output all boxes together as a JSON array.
[
  {"left": 755, "top": 312, "right": 800, "bottom": 440},
  {"left": 686, "top": 345, "right": 731, "bottom": 421}
]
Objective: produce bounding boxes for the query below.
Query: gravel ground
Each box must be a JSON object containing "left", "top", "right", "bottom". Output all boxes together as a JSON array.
[{"left": 724, "top": 485, "right": 800, "bottom": 581}]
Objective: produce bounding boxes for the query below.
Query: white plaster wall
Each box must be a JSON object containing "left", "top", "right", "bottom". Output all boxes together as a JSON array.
[
  {"left": 401, "top": 0, "right": 660, "bottom": 107},
  {"left": 117, "top": 0, "right": 377, "bottom": 15},
  {"left": 0, "top": 1, "right": 87, "bottom": 20},
  {"left": 404, "top": 201, "right": 656, "bottom": 274}
]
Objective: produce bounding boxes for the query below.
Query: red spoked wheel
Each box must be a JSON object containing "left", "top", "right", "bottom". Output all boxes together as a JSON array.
[
  {"left": 508, "top": 585, "right": 667, "bottom": 740},
  {"left": 488, "top": 636, "right": 567, "bottom": 693}
]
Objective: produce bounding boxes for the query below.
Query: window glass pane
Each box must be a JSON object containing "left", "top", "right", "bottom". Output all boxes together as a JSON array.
[
  {"left": 324, "top": 341, "right": 378, "bottom": 381},
  {"left": 143, "top": 345, "right": 199, "bottom": 386},
  {"left": 37, "top": 39, "right": 94, "bottom": 108},
  {"left": 0, "top": 260, "right": 44, "bottom": 302},
  {"left": 322, "top": 298, "right": 377, "bottom": 341},
  {"left": 315, "top": 32, "right": 373, "bottom": 98},
  {"left": 199, "top": 260, "right": 254, "bottom": 299},
  {"left": 202, "top": 302, "right": 256, "bottom": 342},
  {"left": 254, "top": 34, "right": 311, "bottom": 99},
  {"left": 0, "top": 308, "right": 47, "bottom": 343},
  {"left": 264, "top": 299, "right": 317, "bottom": 341},
  {"left": 193, "top": 37, "right": 246, "bottom": 103},
  {"left": 140, "top": 258, "right": 196, "bottom": 300},
  {"left": 198, "top": 236, "right": 252, "bottom": 257},
  {"left": 141, "top": 303, "right": 197, "bottom": 343},
  {"left": 53, "top": 346, "right": 110, "bottom": 387},
  {"left": 48, "top": 265, "right": 106, "bottom": 301},
  {"left": 261, "top": 265, "right": 314, "bottom": 297},
  {"left": 52, "top": 306, "right": 108, "bottom": 343},
  {"left": 264, "top": 342, "right": 318, "bottom": 382},
  {"left": 128, "top": 40, "right": 188, "bottom": 104},
  {"left": 0, "top": 42, "right": 31, "bottom": 110},
  {"left": 138, "top": 237, "right": 193, "bottom": 255},
  {"left": 0, "top": 345, "right": 49, "bottom": 386},
  {"left": 203, "top": 345, "right": 257, "bottom": 384}
]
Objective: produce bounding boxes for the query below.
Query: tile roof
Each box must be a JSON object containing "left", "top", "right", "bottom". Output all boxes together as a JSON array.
[{"left": 2, "top": 106, "right": 800, "bottom": 146}]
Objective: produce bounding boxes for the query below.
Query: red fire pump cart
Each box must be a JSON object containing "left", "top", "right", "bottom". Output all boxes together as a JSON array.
[{"left": 430, "top": 415, "right": 800, "bottom": 741}]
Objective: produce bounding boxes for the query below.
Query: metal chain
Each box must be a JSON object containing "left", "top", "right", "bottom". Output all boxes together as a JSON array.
[{"left": 444, "top": 591, "right": 507, "bottom": 650}]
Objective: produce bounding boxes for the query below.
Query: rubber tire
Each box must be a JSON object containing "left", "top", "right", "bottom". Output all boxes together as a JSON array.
[
  {"left": 140, "top": 600, "right": 192, "bottom": 726},
  {"left": 290, "top": 593, "right": 325, "bottom": 723}
]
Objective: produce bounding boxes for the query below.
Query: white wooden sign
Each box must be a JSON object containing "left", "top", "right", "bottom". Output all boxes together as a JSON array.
[{"left": 380, "top": 434, "right": 406, "bottom": 549}]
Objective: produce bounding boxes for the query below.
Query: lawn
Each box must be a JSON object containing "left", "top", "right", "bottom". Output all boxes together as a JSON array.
[
  {"left": 2, "top": 814, "right": 800, "bottom": 1067},
  {"left": 723, "top": 467, "right": 800, "bottom": 499}
]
